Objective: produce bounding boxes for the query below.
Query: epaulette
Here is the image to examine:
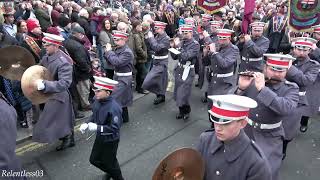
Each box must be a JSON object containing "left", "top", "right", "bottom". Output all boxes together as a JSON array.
[
  {"left": 284, "top": 80, "right": 298, "bottom": 88},
  {"left": 205, "top": 128, "right": 215, "bottom": 132},
  {"left": 251, "top": 140, "right": 264, "bottom": 158},
  {"left": 309, "top": 59, "right": 320, "bottom": 65}
]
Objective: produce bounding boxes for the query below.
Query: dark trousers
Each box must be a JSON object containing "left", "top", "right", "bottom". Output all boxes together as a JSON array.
[
  {"left": 105, "top": 69, "right": 115, "bottom": 80},
  {"left": 90, "top": 138, "right": 124, "bottom": 180},
  {"left": 135, "top": 62, "right": 147, "bottom": 91},
  {"left": 122, "top": 107, "right": 129, "bottom": 123}
]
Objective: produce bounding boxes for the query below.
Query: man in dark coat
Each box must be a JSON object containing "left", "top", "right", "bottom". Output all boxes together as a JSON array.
[
  {"left": 142, "top": 21, "right": 170, "bottom": 105},
  {"left": 104, "top": 31, "right": 134, "bottom": 123},
  {"left": 197, "top": 94, "right": 271, "bottom": 180},
  {"left": 80, "top": 76, "right": 124, "bottom": 180},
  {"left": 171, "top": 24, "right": 200, "bottom": 120},
  {"left": 265, "top": 4, "right": 287, "bottom": 53},
  {"left": 0, "top": 92, "right": 24, "bottom": 179},
  {"left": 238, "top": 22, "right": 270, "bottom": 72},
  {"left": 33, "top": 33, "right": 75, "bottom": 151},
  {"left": 236, "top": 54, "right": 299, "bottom": 180},
  {"left": 64, "top": 26, "right": 92, "bottom": 111}
]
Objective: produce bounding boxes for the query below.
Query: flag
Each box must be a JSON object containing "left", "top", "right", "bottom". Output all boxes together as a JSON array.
[
  {"left": 288, "top": 0, "right": 320, "bottom": 32},
  {"left": 242, "top": 0, "right": 255, "bottom": 34}
]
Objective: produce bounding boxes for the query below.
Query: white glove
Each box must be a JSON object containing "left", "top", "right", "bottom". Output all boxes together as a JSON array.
[
  {"left": 147, "top": 31, "right": 154, "bottom": 39},
  {"left": 88, "top": 122, "right": 98, "bottom": 132},
  {"left": 36, "top": 79, "right": 45, "bottom": 91},
  {"left": 203, "top": 30, "right": 210, "bottom": 38},
  {"left": 79, "top": 123, "right": 88, "bottom": 134}
]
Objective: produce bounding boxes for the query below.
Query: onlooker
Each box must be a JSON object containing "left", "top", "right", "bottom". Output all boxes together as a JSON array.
[
  {"left": 33, "top": 1, "right": 52, "bottom": 32},
  {"left": 132, "top": 20, "right": 148, "bottom": 94},
  {"left": 99, "top": 18, "right": 114, "bottom": 79},
  {"left": 64, "top": 26, "right": 92, "bottom": 111}
]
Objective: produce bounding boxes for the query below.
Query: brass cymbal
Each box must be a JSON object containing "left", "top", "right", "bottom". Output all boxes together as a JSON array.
[
  {"left": 21, "top": 65, "right": 53, "bottom": 104},
  {"left": 152, "top": 148, "right": 205, "bottom": 180},
  {"left": 0, "top": 45, "right": 35, "bottom": 80}
]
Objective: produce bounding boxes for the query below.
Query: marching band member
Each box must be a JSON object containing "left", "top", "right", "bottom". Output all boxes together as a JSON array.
[
  {"left": 197, "top": 94, "right": 271, "bottom": 180},
  {"left": 104, "top": 31, "right": 134, "bottom": 123},
  {"left": 142, "top": 21, "right": 170, "bottom": 105},
  {"left": 203, "top": 29, "right": 239, "bottom": 122},
  {"left": 79, "top": 76, "right": 124, "bottom": 180},
  {"left": 238, "top": 22, "right": 270, "bottom": 72},
  {"left": 33, "top": 33, "right": 75, "bottom": 151},
  {"left": 171, "top": 24, "right": 200, "bottom": 120},
  {"left": 236, "top": 54, "right": 299, "bottom": 180},
  {"left": 285, "top": 37, "right": 320, "bottom": 133}
]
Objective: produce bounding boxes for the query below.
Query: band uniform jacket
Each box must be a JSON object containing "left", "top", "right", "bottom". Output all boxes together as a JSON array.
[
  {"left": 105, "top": 45, "right": 134, "bottom": 107},
  {"left": 171, "top": 38, "right": 200, "bottom": 107},
  {"left": 142, "top": 32, "right": 170, "bottom": 96},
  {"left": 237, "top": 81, "right": 299, "bottom": 180},
  {"left": 87, "top": 96, "right": 123, "bottom": 172},
  {"left": 0, "top": 93, "right": 23, "bottom": 178},
  {"left": 238, "top": 36, "right": 270, "bottom": 72},
  {"left": 197, "top": 129, "right": 272, "bottom": 180},
  {"left": 203, "top": 43, "right": 239, "bottom": 97},
  {"left": 197, "top": 34, "right": 219, "bottom": 89},
  {"left": 283, "top": 57, "right": 320, "bottom": 140},
  {"left": 33, "top": 50, "right": 75, "bottom": 143}
]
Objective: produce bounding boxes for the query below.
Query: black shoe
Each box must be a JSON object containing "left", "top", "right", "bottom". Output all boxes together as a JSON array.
[
  {"left": 153, "top": 96, "right": 165, "bottom": 105},
  {"left": 20, "top": 121, "right": 29, "bottom": 128},
  {"left": 282, "top": 153, "right": 286, "bottom": 160},
  {"left": 176, "top": 113, "right": 183, "bottom": 119},
  {"left": 300, "top": 125, "right": 308, "bottom": 133},
  {"left": 195, "top": 83, "right": 199, "bottom": 87},
  {"left": 137, "top": 89, "right": 149, "bottom": 94},
  {"left": 183, "top": 113, "right": 190, "bottom": 120},
  {"left": 56, "top": 135, "right": 75, "bottom": 151}
]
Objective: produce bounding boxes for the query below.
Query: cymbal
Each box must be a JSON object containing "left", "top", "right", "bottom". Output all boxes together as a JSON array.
[
  {"left": 152, "top": 148, "right": 205, "bottom": 180},
  {"left": 21, "top": 65, "right": 53, "bottom": 104},
  {"left": 0, "top": 45, "right": 35, "bottom": 80}
]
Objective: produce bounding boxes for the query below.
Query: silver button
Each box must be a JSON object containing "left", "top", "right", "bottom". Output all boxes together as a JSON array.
[
  {"left": 216, "top": 171, "right": 220, "bottom": 176},
  {"left": 214, "top": 81, "right": 216, "bottom": 84},
  {"left": 215, "top": 65, "right": 218, "bottom": 67},
  {"left": 223, "top": 149, "right": 225, "bottom": 153},
  {"left": 255, "top": 114, "right": 259, "bottom": 117}
]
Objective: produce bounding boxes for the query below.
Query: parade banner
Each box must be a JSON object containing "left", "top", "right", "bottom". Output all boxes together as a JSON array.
[
  {"left": 288, "top": 0, "right": 320, "bottom": 32},
  {"left": 197, "top": 0, "right": 228, "bottom": 14}
]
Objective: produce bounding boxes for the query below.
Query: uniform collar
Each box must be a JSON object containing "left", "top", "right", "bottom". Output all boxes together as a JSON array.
[
  {"left": 295, "top": 56, "right": 310, "bottom": 66},
  {"left": 115, "top": 45, "right": 127, "bottom": 53},
  {"left": 266, "top": 80, "right": 284, "bottom": 90},
  {"left": 223, "top": 130, "right": 251, "bottom": 162},
  {"left": 183, "top": 38, "right": 194, "bottom": 45}
]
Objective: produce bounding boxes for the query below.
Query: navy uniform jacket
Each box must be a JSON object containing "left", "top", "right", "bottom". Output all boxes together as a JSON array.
[
  {"left": 197, "top": 129, "right": 272, "bottom": 180},
  {"left": 87, "top": 96, "right": 122, "bottom": 142},
  {"left": 203, "top": 43, "right": 239, "bottom": 96},
  {"left": 309, "top": 47, "right": 320, "bottom": 63},
  {"left": 238, "top": 36, "right": 270, "bottom": 72}
]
